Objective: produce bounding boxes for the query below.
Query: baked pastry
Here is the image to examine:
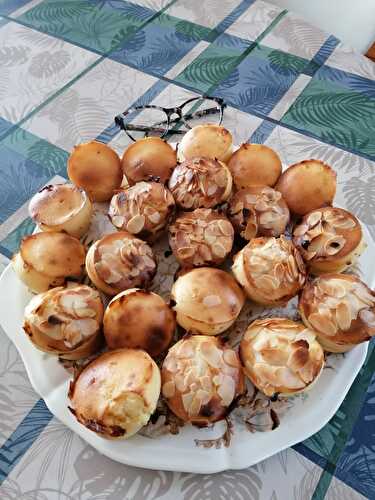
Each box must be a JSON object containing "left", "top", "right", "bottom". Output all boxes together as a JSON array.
[
  {"left": 275, "top": 159, "right": 336, "bottom": 215},
  {"left": 171, "top": 267, "right": 245, "bottom": 334},
  {"left": 299, "top": 273, "right": 375, "bottom": 352},
  {"left": 108, "top": 181, "right": 175, "bottom": 242},
  {"left": 161, "top": 335, "right": 244, "bottom": 425},
  {"left": 168, "top": 208, "right": 234, "bottom": 267},
  {"left": 240, "top": 318, "right": 324, "bottom": 397},
  {"left": 69, "top": 349, "right": 161, "bottom": 438},
  {"left": 227, "top": 186, "right": 289, "bottom": 240},
  {"left": 86, "top": 232, "right": 156, "bottom": 296},
  {"left": 103, "top": 288, "right": 175, "bottom": 357},
  {"left": 293, "top": 207, "right": 364, "bottom": 274},
  {"left": 232, "top": 236, "right": 306, "bottom": 306},
  {"left": 23, "top": 285, "right": 103, "bottom": 359},
  {"left": 68, "top": 141, "right": 122, "bottom": 202},
  {"left": 168, "top": 157, "right": 232, "bottom": 210},
  {"left": 12, "top": 232, "right": 86, "bottom": 293},
  {"left": 121, "top": 137, "right": 177, "bottom": 185},
  {"left": 29, "top": 184, "right": 93, "bottom": 238},
  {"left": 227, "top": 144, "right": 282, "bottom": 189},
  {"left": 177, "top": 124, "right": 233, "bottom": 163}
]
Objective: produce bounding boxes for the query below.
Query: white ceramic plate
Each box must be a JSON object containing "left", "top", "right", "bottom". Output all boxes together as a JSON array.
[{"left": 0, "top": 219, "right": 373, "bottom": 474}]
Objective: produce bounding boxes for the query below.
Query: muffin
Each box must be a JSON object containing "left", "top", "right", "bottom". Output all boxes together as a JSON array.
[
  {"left": 240, "top": 318, "right": 324, "bottom": 397},
  {"left": 171, "top": 267, "right": 245, "bottom": 335},
  {"left": 293, "top": 207, "right": 364, "bottom": 274},
  {"left": 168, "top": 208, "right": 234, "bottom": 267},
  {"left": 23, "top": 285, "right": 103, "bottom": 359},
  {"left": 121, "top": 137, "right": 177, "bottom": 185},
  {"left": 227, "top": 144, "right": 282, "bottom": 189},
  {"left": 85, "top": 232, "right": 156, "bottom": 296},
  {"left": 161, "top": 335, "right": 244, "bottom": 425},
  {"left": 177, "top": 124, "right": 233, "bottom": 163},
  {"left": 12, "top": 232, "right": 86, "bottom": 293},
  {"left": 67, "top": 141, "right": 122, "bottom": 202},
  {"left": 108, "top": 181, "right": 175, "bottom": 242},
  {"left": 69, "top": 349, "right": 161, "bottom": 438},
  {"left": 103, "top": 289, "right": 175, "bottom": 357},
  {"left": 227, "top": 186, "right": 290, "bottom": 240},
  {"left": 232, "top": 236, "right": 306, "bottom": 306},
  {"left": 29, "top": 184, "right": 93, "bottom": 238},
  {"left": 299, "top": 273, "right": 375, "bottom": 352},
  {"left": 168, "top": 157, "right": 232, "bottom": 210},
  {"left": 275, "top": 159, "right": 336, "bottom": 215}
]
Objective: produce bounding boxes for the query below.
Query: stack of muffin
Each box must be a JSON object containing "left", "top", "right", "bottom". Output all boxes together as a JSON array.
[{"left": 13, "top": 123, "right": 374, "bottom": 440}]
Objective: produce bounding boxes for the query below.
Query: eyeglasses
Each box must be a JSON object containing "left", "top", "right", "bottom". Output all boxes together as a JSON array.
[{"left": 114, "top": 96, "right": 226, "bottom": 141}]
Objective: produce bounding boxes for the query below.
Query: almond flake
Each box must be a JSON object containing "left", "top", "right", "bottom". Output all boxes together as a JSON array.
[
  {"left": 223, "top": 349, "right": 239, "bottom": 367},
  {"left": 217, "top": 376, "right": 235, "bottom": 407},
  {"left": 307, "top": 211, "right": 322, "bottom": 227},
  {"left": 244, "top": 221, "right": 257, "bottom": 240},
  {"left": 200, "top": 341, "right": 223, "bottom": 368},
  {"left": 294, "top": 223, "right": 309, "bottom": 237},
  {"left": 212, "top": 242, "right": 227, "bottom": 258},
  {"left": 148, "top": 211, "right": 161, "bottom": 224},
  {"left": 182, "top": 392, "right": 194, "bottom": 413},
  {"left": 162, "top": 381, "right": 175, "bottom": 398},
  {"left": 359, "top": 309, "right": 375, "bottom": 327},
  {"left": 336, "top": 301, "right": 352, "bottom": 330},
  {"left": 218, "top": 219, "right": 233, "bottom": 236},
  {"left": 126, "top": 214, "right": 145, "bottom": 234}
]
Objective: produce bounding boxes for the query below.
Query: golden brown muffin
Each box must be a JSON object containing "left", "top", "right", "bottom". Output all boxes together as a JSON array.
[
  {"left": 67, "top": 141, "right": 122, "bottom": 202},
  {"left": 171, "top": 267, "right": 245, "bottom": 335},
  {"left": 161, "top": 335, "right": 244, "bottom": 425},
  {"left": 177, "top": 124, "right": 233, "bottom": 163},
  {"left": 168, "top": 208, "right": 234, "bottom": 267},
  {"left": 275, "top": 159, "right": 336, "bottom": 215},
  {"left": 69, "top": 349, "right": 161, "bottom": 439},
  {"left": 227, "top": 186, "right": 290, "bottom": 240},
  {"left": 23, "top": 285, "right": 103, "bottom": 360},
  {"left": 12, "top": 232, "right": 86, "bottom": 293},
  {"left": 103, "top": 288, "right": 175, "bottom": 357},
  {"left": 299, "top": 274, "right": 375, "bottom": 352},
  {"left": 227, "top": 143, "right": 282, "bottom": 189},
  {"left": 29, "top": 184, "right": 93, "bottom": 238},
  {"left": 108, "top": 181, "right": 175, "bottom": 242},
  {"left": 240, "top": 318, "right": 324, "bottom": 397},
  {"left": 293, "top": 207, "right": 365, "bottom": 274},
  {"left": 121, "top": 137, "right": 177, "bottom": 185},
  {"left": 85, "top": 231, "right": 156, "bottom": 296},
  {"left": 232, "top": 236, "right": 306, "bottom": 306},
  {"left": 168, "top": 157, "right": 232, "bottom": 210}
]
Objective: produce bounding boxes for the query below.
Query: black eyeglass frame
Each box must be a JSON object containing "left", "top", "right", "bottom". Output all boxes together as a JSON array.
[{"left": 114, "top": 96, "right": 226, "bottom": 141}]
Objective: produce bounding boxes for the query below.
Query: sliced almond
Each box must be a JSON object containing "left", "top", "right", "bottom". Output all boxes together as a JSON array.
[
  {"left": 148, "top": 211, "right": 161, "bottom": 224},
  {"left": 307, "top": 211, "right": 322, "bottom": 227},
  {"left": 189, "top": 395, "right": 202, "bottom": 416},
  {"left": 359, "top": 308, "right": 375, "bottom": 327},
  {"left": 196, "top": 389, "right": 211, "bottom": 406},
  {"left": 336, "top": 301, "right": 352, "bottom": 330},
  {"left": 217, "top": 376, "right": 235, "bottom": 407},
  {"left": 256, "top": 274, "right": 279, "bottom": 290},
  {"left": 182, "top": 392, "right": 194, "bottom": 413},
  {"left": 111, "top": 215, "right": 125, "bottom": 228},
  {"left": 162, "top": 381, "right": 175, "bottom": 398},
  {"left": 332, "top": 217, "right": 357, "bottom": 230},
  {"left": 200, "top": 341, "right": 223, "bottom": 368},
  {"left": 245, "top": 194, "right": 258, "bottom": 204},
  {"left": 212, "top": 242, "right": 227, "bottom": 258},
  {"left": 287, "top": 255, "right": 299, "bottom": 279},
  {"left": 178, "top": 246, "right": 195, "bottom": 259},
  {"left": 126, "top": 214, "right": 145, "bottom": 234},
  {"left": 293, "top": 223, "right": 309, "bottom": 237},
  {"left": 308, "top": 312, "right": 337, "bottom": 336},
  {"left": 223, "top": 349, "right": 239, "bottom": 367},
  {"left": 218, "top": 219, "right": 233, "bottom": 236},
  {"left": 324, "top": 235, "right": 346, "bottom": 255},
  {"left": 244, "top": 221, "right": 257, "bottom": 240}
]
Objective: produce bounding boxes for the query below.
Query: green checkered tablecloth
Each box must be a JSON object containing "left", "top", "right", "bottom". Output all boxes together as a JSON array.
[{"left": 0, "top": 1, "right": 374, "bottom": 498}]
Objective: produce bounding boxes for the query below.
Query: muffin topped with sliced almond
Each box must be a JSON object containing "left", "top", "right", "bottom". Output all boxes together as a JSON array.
[
  {"left": 228, "top": 186, "right": 289, "bottom": 240},
  {"left": 109, "top": 181, "right": 175, "bottom": 242},
  {"left": 169, "top": 208, "right": 234, "bottom": 267},
  {"left": 293, "top": 207, "right": 364, "bottom": 274},
  {"left": 299, "top": 273, "right": 375, "bottom": 352},
  {"left": 161, "top": 335, "right": 244, "bottom": 425}
]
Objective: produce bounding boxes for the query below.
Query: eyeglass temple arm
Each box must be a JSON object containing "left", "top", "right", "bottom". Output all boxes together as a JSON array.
[{"left": 114, "top": 106, "right": 221, "bottom": 134}]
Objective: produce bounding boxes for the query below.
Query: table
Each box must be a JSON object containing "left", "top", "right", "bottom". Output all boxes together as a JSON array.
[{"left": 0, "top": 1, "right": 374, "bottom": 498}]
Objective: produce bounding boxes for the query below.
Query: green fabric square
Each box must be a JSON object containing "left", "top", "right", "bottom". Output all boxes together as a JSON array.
[
  {"left": 2, "top": 127, "right": 69, "bottom": 178},
  {"left": 282, "top": 78, "right": 375, "bottom": 158},
  {"left": 0, "top": 217, "right": 35, "bottom": 257},
  {"left": 175, "top": 43, "right": 246, "bottom": 93},
  {"left": 19, "top": 0, "right": 151, "bottom": 54}
]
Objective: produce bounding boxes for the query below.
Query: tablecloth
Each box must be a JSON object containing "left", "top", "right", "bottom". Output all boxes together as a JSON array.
[{"left": 0, "top": 0, "right": 374, "bottom": 498}]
